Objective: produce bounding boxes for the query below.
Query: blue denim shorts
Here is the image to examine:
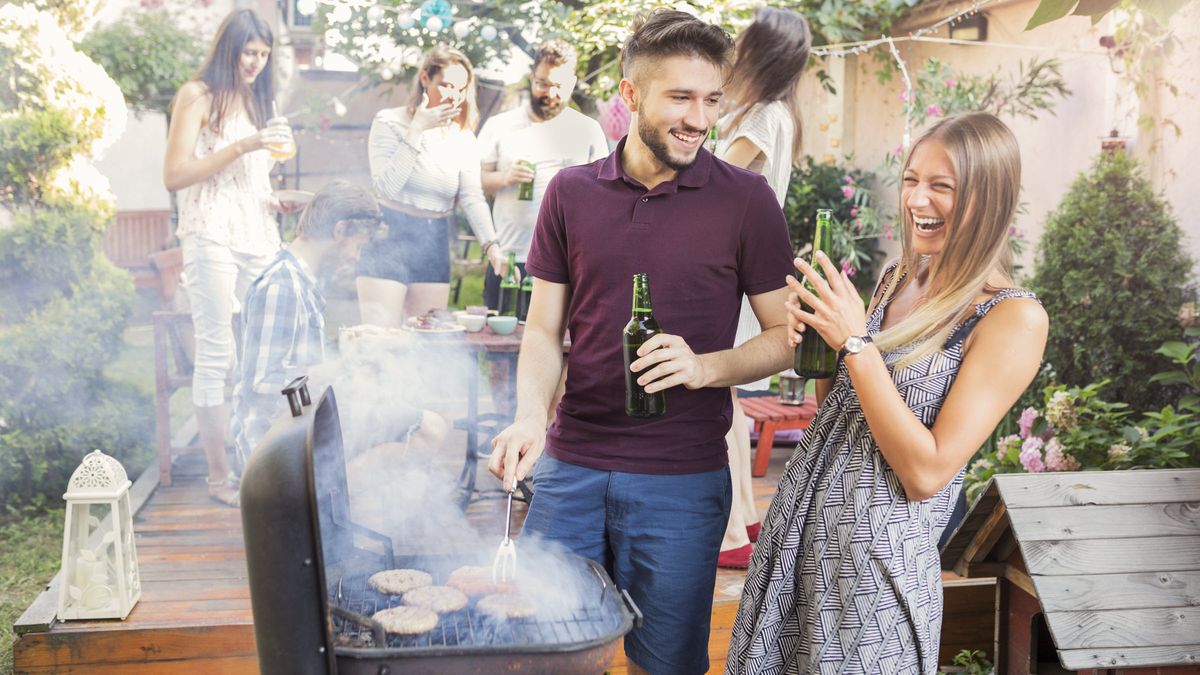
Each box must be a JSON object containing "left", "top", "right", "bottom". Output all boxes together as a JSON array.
[
  {"left": 522, "top": 454, "right": 732, "bottom": 675},
  {"left": 356, "top": 206, "right": 452, "bottom": 284}
]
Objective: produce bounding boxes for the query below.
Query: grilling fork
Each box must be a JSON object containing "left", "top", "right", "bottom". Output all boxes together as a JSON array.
[{"left": 491, "top": 487, "right": 518, "bottom": 584}]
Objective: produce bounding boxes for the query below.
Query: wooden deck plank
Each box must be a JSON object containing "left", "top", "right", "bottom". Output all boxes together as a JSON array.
[
  {"left": 1008, "top": 502, "right": 1200, "bottom": 541},
  {"left": 996, "top": 469, "right": 1200, "bottom": 508},
  {"left": 1036, "top": 571, "right": 1200, "bottom": 612},
  {"left": 1020, "top": 536, "right": 1200, "bottom": 575}
]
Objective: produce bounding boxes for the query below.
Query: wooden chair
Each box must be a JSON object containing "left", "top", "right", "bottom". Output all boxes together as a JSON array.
[{"left": 741, "top": 396, "right": 818, "bottom": 477}]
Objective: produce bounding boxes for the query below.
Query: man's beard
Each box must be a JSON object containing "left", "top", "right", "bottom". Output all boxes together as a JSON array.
[
  {"left": 530, "top": 93, "right": 565, "bottom": 121},
  {"left": 637, "top": 114, "right": 702, "bottom": 172}
]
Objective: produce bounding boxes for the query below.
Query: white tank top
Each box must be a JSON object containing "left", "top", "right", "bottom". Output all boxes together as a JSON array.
[{"left": 175, "top": 113, "right": 280, "bottom": 256}]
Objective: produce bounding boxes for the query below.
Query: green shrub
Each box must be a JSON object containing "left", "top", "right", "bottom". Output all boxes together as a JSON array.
[
  {"left": 1030, "top": 150, "right": 1194, "bottom": 410},
  {"left": 0, "top": 205, "right": 106, "bottom": 320},
  {"left": 784, "top": 156, "right": 886, "bottom": 292},
  {"left": 0, "top": 109, "right": 80, "bottom": 205}
]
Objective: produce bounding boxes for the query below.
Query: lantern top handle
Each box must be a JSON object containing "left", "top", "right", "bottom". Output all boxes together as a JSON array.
[{"left": 64, "top": 449, "right": 131, "bottom": 500}]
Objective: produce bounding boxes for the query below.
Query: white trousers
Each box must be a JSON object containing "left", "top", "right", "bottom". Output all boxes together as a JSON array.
[{"left": 181, "top": 237, "right": 274, "bottom": 407}]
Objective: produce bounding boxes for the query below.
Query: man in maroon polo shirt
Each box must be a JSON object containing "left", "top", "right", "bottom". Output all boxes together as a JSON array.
[{"left": 489, "top": 10, "right": 794, "bottom": 674}]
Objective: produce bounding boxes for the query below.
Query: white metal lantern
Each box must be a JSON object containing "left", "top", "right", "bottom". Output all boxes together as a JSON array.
[{"left": 57, "top": 449, "right": 141, "bottom": 620}]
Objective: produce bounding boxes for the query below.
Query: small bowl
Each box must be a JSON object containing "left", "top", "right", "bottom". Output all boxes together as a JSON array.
[
  {"left": 487, "top": 315, "right": 518, "bottom": 335},
  {"left": 460, "top": 314, "right": 487, "bottom": 332}
]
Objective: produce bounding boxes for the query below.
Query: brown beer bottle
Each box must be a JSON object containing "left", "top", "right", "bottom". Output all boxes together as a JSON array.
[{"left": 623, "top": 273, "right": 666, "bottom": 418}]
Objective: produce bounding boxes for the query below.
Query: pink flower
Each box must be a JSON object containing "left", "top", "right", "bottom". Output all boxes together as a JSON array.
[
  {"left": 995, "top": 434, "right": 1021, "bottom": 460},
  {"left": 1043, "top": 438, "right": 1080, "bottom": 471},
  {"left": 1019, "top": 437, "right": 1045, "bottom": 473},
  {"left": 899, "top": 89, "right": 910, "bottom": 102},
  {"left": 926, "top": 104, "right": 944, "bottom": 118},
  {"left": 890, "top": 144, "right": 904, "bottom": 158},
  {"left": 841, "top": 185, "right": 855, "bottom": 199},
  {"left": 850, "top": 207, "right": 859, "bottom": 217},
  {"left": 944, "top": 78, "right": 957, "bottom": 89},
  {"left": 1018, "top": 407, "right": 1038, "bottom": 439},
  {"left": 841, "top": 262, "right": 857, "bottom": 277},
  {"left": 844, "top": 175, "right": 854, "bottom": 184}
]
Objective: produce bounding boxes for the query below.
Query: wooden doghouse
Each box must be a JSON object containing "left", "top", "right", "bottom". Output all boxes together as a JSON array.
[{"left": 941, "top": 469, "right": 1200, "bottom": 674}]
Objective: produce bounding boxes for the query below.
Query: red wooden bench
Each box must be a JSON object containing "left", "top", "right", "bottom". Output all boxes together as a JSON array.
[
  {"left": 101, "top": 210, "right": 172, "bottom": 289},
  {"left": 741, "top": 395, "right": 817, "bottom": 477}
]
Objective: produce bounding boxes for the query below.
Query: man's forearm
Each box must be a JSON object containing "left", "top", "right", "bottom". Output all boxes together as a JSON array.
[
  {"left": 512, "top": 328, "right": 566, "bottom": 426},
  {"left": 481, "top": 170, "right": 507, "bottom": 195},
  {"left": 699, "top": 325, "right": 792, "bottom": 388}
]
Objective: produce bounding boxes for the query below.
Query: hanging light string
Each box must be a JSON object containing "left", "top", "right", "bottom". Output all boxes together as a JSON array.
[
  {"left": 886, "top": 37, "right": 915, "bottom": 150},
  {"left": 812, "top": 0, "right": 992, "bottom": 58}
]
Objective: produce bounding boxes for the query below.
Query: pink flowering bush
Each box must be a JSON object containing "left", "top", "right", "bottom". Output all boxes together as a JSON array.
[{"left": 963, "top": 378, "right": 1197, "bottom": 502}]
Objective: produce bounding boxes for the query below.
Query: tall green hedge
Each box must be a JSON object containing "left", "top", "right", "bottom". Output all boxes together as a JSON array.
[{"left": 1031, "top": 150, "right": 1195, "bottom": 410}]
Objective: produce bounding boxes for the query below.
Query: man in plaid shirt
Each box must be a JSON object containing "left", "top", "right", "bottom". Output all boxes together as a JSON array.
[{"left": 231, "top": 181, "right": 443, "bottom": 466}]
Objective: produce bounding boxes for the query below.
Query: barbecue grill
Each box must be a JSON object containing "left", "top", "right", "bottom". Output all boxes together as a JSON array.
[{"left": 240, "top": 378, "right": 641, "bottom": 675}]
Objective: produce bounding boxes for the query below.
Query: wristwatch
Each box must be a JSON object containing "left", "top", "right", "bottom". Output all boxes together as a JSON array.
[{"left": 839, "top": 334, "right": 873, "bottom": 359}]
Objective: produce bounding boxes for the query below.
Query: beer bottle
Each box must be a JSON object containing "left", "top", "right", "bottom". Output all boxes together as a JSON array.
[
  {"left": 516, "top": 269, "right": 534, "bottom": 323},
  {"left": 794, "top": 209, "right": 838, "bottom": 378},
  {"left": 498, "top": 251, "right": 520, "bottom": 316},
  {"left": 623, "top": 273, "right": 666, "bottom": 418}
]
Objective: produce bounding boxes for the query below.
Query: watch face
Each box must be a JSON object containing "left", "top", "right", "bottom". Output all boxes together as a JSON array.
[{"left": 845, "top": 336, "right": 866, "bottom": 354}]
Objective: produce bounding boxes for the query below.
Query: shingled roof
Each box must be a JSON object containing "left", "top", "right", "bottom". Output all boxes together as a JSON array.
[{"left": 940, "top": 468, "right": 1200, "bottom": 671}]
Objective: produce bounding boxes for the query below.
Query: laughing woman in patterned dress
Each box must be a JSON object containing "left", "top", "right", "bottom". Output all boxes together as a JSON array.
[{"left": 726, "top": 112, "right": 1049, "bottom": 674}]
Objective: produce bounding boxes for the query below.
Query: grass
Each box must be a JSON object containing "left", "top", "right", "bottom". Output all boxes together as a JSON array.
[{"left": 0, "top": 508, "right": 65, "bottom": 675}]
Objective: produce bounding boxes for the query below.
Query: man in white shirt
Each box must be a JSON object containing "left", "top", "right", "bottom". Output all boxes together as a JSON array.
[{"left": 479, "top": 39, "right": 610, "bottom": 308}]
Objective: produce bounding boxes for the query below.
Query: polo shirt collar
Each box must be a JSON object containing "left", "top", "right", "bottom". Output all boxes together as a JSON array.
[{"left": 597, "top": 135, "right": 713, "bottom": 191}]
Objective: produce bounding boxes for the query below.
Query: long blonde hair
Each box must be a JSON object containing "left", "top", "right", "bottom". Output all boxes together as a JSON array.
[
  {"left": 408, "top": 45, "right": 479, "bottom": 131},
  {"left": 872, "top": 112, "right": 1021, "bottom": 368}
]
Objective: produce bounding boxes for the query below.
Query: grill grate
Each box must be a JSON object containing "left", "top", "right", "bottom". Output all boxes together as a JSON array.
[{"left": 330, "top": 569, "right": 624, "bottom": 651}]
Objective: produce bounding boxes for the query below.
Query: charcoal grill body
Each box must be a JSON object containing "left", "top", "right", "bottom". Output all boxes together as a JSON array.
[{"left": 241, "top": 386, "right": 638, "bottom": 675}]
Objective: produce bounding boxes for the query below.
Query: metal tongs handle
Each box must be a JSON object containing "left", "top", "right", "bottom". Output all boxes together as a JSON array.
[{"left": 492, "top": 487, "right": 518, "bottom": 584}]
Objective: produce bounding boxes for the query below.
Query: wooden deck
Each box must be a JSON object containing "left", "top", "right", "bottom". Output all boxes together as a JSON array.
[{"left": 13, "top": 438, "right": 994, "bottom": 674}]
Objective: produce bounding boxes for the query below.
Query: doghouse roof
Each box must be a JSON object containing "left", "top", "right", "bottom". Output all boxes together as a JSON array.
[{"left": 940, "top": 468, "right": 1200, "bottom": 671}]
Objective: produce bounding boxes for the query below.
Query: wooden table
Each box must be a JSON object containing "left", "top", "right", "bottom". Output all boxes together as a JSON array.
[{"left": 740, "top": 395, "right": 818, "bottom": 477}]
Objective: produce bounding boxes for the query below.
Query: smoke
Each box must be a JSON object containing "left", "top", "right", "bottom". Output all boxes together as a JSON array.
[{"left": 314, "top": 331, "right": 611, "bottom": 627}]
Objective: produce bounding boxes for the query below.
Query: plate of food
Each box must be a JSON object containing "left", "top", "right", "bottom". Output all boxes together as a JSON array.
[
  {"left": 403, "top": 310, "right": 466, "bottom": 334},
  {"left": 274, "top": 189, "right": 315, "bottom": 206}
]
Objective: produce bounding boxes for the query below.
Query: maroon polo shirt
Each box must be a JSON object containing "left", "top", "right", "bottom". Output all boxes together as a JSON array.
[{"left": 525, "top": 137, "right": 793, "bottom": 474}]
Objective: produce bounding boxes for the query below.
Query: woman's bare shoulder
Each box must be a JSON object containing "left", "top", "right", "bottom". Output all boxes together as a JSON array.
[{"left": 173, "top": 81, "right": 212, "bottom": 114}]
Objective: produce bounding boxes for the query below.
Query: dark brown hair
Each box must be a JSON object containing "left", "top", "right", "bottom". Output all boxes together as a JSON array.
[
  {"left": 723, "top": 7, "right": 811, "bottom": 162},
  {"left": 620, "top": 9, "right": 734, "bottom": 83},
  {"left": 408, "top": 45, "right": 478, "bottom": 131},
  {"left": 297, "top": 180, "right": 382, "bottom": 240},
  {"left": 183, "top": 9, "right": 275, "bottom": 134},
  {"left": 532, "top": 39, "right": 577, "bottom": 70}
]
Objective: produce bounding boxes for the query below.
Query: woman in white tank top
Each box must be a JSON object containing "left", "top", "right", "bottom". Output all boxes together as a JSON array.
[
  {"left": 714, "top": 7, "right": 812, "bottom": 568},
  {"left": 163, "top": 9, "right": 296, "bottom": 507}
]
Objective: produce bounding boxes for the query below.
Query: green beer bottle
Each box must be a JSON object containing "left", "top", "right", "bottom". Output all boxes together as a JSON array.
[
  {"left": 498, "top": 251, "right": 520, "bottom": 316},
  {"left": 517, "top": 269, "right": 534, "bottom": 323},
  {"left": 623, "top": 273, "right": 666, "bottom": 418},
  {"left": 794, "top": 209, "right": 838, "bottom": 378}
]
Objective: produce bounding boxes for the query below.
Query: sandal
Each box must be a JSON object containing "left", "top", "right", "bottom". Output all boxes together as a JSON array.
[{"left": 207, "top": 472, "right": 241, "bottom": 508}]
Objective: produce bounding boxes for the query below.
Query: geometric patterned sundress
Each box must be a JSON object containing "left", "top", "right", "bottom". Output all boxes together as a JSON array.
[{"left": 726, "top": 264, "right": 1038, "bottom": 675}]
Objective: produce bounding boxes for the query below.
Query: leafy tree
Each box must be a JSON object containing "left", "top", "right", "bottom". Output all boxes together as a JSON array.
[
  {"left": 1030, "top": 150, "right": 1195, "bottom": 410},
  {"left": 81, "top": 9, "right": 206, "bottom": 117}
]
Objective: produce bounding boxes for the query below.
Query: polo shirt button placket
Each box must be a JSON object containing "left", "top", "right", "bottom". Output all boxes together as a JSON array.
[{"left": 641, "top": 197, "right": 648, "bottom": 202}]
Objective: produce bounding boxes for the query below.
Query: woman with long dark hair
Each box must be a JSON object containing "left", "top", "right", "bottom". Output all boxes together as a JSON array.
[
  {"left": 357, "top": 45, "right": 504, "bottom": 326},
  {"left": 163, "top": 8, "right": 295, "bottom": 507},
  {"left": 727, "top": 112, "right": 1048, "bottom": 673},
  {"left": 714, "top": 7, "right": 811, "bottom": 569}
]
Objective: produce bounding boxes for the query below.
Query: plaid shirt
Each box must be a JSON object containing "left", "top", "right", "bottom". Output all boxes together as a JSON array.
[{"left": 231, "top": 248, "right": 327, "bottom": 461}]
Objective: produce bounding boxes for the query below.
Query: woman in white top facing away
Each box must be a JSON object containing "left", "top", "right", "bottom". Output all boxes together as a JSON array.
[
  {"left": 163, "top": 8, "right": 296, "bottom": 507},
  {"left": 714, "top": 6, "right": 812, "bottom": 568},
  {"left": 357, "top": 46, "right": 504, "bottom": 326}
]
